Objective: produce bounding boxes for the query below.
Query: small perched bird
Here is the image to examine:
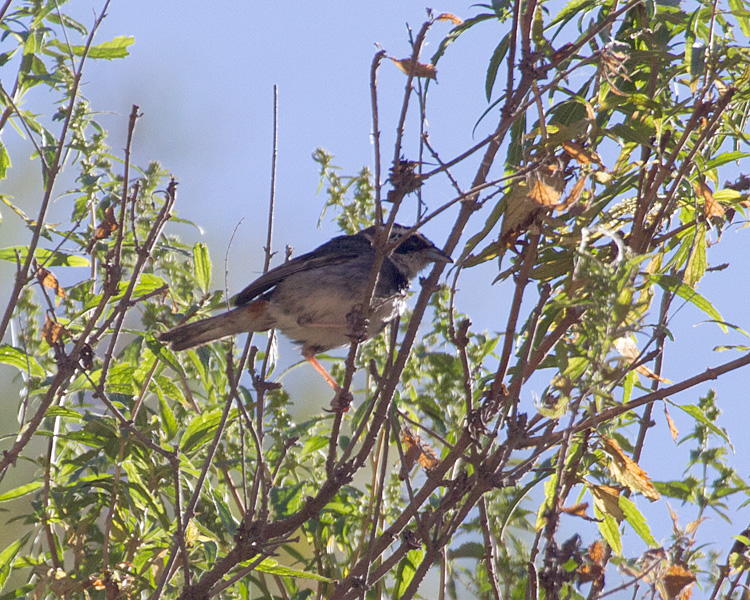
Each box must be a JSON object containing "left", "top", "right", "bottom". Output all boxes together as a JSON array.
[{"left": 159, "top": 224, "right": 451, "bottom": 394}]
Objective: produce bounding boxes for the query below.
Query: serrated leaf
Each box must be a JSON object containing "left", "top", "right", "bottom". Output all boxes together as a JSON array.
[
  {"left": 0, "top": 246, "right": 90, "bottom": 267},
  {"left": 181, "top": 409, "right": 223, "bottom": 453},
  {"left": 193, "top": 242, "right": 211, "bottom": 294},
  {"left": 671, "top": 401, "right": 731, "bottom": 445},
  {"left": 157, "top": 394, "right": 178, "bottom": 442},
  {"left": 212, "top": 491, "right": 238, "bottom": 537},
  {"left": 619, "top": 496, "right": 659, "bottom": 547},
  {"left": 594, "top": 505, "right": 622, "bottom": 555},
  {"left": 650, "top": 274, "right": 726, "bottom": 332},
  {"left": 728, "top": 0, "right": 750, "bottom": 36},
  {"left": 600, "top": 436, "right": 660, "bottom": 500},
  {"left": 254, "top": 557, "right": 334, "bottom": 582},
  {"left": 0, "top": 345, "right": 46, "bottom": 378},
  {"left": 51, "top": 36, "right": 134, "bottom": 60},
  {"left": 0, "top": 142, "right": 10, "bottom": 181},
  {"left": 0, "top": 481, "right": 43, "bottom": 502},
  {"left": 299, "top": 435, "right": 329, "bottom": 457},
  {"left": 0, "top": 537, "right": 24, "bottom": 592}
]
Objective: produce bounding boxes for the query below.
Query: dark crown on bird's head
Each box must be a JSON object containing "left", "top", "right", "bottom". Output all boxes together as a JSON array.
[{"left": 358, "top": 223, "right": 452, "bottom": 278}]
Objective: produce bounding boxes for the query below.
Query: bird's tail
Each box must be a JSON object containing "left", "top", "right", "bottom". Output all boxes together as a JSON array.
[{"left": 159, "top": 302, "right": 272, "bottom": 351}]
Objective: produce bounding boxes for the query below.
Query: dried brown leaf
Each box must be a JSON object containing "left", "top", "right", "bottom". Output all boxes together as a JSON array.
[
  {"left": 664, "top": 405, "right": 679, "bottom": 442},
  {"left": 391, "top": 57, "right": 437, "bottom": 79},
  {"left": 590, "top": 484, "right": 624, "bottom": 521},
  {"left": 662, "top": 565, "right": 696, "bottom": 600},
  {"left": 42, "top": 314, "right": 67, "bottom": 345},
  {"left": 436, "top": 12, "right": 463, "bottom": 24},
  {"left": 562, "top": 141, "right": 604, "bottom": 168},
  {"left": 600, "top": 436, "right": 661, "bottom": 500},
  {"left": 401, "top": 426, "right": 440, "bottom": 477},
  {"left": 527, "top": 163, "right": 564, "bottom": 207},
  {"left": 555, "top": 173, "right": 587, "bottom": 212},
  {"left": 561, "top": 502, "right": 591, "bottom": 518},
  {"left": 614, "top": 337, "right": 670, "bottom": 383},
  {"left": 693, "top": 180, "right": 724, "bottom": 220},
  {"left": 37, "top": 267, "right": 66, "bottom": 304}
]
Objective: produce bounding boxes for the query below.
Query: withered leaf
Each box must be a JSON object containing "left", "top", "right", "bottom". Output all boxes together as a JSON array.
[
  {"left": 37, "top": 267, "right": 66, "bottom": 304},
  {"left": 555, "top": 173, "right": 588, "bottom": 212},
  {"left": 562, "top": 141, "right": 604, "bottom": 169},
  {"left": 527, "top": 162, "right": 565, "bottom": 207},
  {"left": 590, "top": 484, "right": 625, "bottom": 522},
  {"left": 662, "top": 564, "right": 696, "bottom": 600},
  {"left": 401, "top": 426, "right": 440, "bottom": 479},
  {"left": 42, "top": 314, "right": 67, "bottom": 345},
  {"left": 577, "top": 542, "right": 606, "bottom": 584},
  {"left": 577, "top": 562, "right": 604, "bottom": 584},
  {"left": 613, "top": 337, "right": 670, "bottom": 383},
  {"left": 600, "top": 436, "right": 661, "bottom": 500},
  {"left": 93, "top": 206, "right": 119, "bottom": 243},
  {"left": 664, "top": 405, "right": 679, "bottom": 442},
  {"left": 693, "top": 180, "right": 724, "bottom": 220},
  {"left": 561, "top": 502, "right": 591, "bottom": 519},
  {"left": 436, "top": 12, "right": 463, "bottom": 25},
  {"left": 391, "top": 57, "right": 437, "bottom": 80}
]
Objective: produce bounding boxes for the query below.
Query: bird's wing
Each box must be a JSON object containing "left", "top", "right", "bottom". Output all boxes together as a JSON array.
[{"left": 232, "top": 234, "right": 372, "bottom": 306}]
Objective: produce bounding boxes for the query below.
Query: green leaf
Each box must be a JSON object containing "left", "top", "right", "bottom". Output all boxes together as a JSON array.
[
  {"left": 193, "top": 242, "right": 212, "bottom": 294},
  {"left": 0, "top": 142, "right": 10, "bottom": 180},
  {"left": 650, "top": 274, "right": 725, "bottom": 332},
  {"left": 393, "top": 549, "right": 425, "bottom": 599},
  {"left": 212, "top": 491, "right": 238, "bottom": 537},
  {"left": 0, "top": 246, "right": 90, "bottom": 267},
  {"left": 485, "top": 35, "right": 510, "bottom": 101},
  {"left": 684, "top": 225, "right": 706, "bottom": 287},
  {"left": 671, "top": 401, "right": 731, "bottom": 445},
  {"left": 51, "top": 36, "right": 134, "bottom": 60},
  {"left": 0, "top": 345, "right": 46, "bottom": 378},
  {"left": 299, "top": 435, "right": 329, "bottom": 457},
  {"left": 0, "top": 538, "right": 24, "bottom": 592},
  {"left": 181, "top": 409, "right": 223, "bottom": 453},
  {"left": 619, "top": 497, "right": 659, "bottom": 547},
  {"left": 728, "top": 0, "right": 750, "bottom": 36},
  {"left": 45, "top": 407, "right": 83, "bottom": 421},
  {"left": 0, "top": 481, "right": 42, "bottom": 502},
  {"left": 132, "top": 273, "right": 168, "bottom": 297},
  {"left": 157, "top": 394, "right": 178, "bottom": 442},
  {"left": 594, "top": 505, "right": 622, "bottom": 555},
  {"left": 254, "top": 557, "right": 334, "bottom": 583}
]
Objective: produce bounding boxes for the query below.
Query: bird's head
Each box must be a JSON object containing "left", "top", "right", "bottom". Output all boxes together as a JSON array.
[{"left": 360, "top": 223, "right": 452, "bottom": 278}]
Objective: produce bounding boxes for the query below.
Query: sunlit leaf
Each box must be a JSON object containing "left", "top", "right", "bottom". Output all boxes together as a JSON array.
[{"left": 0, "top": 345, "right": 46, "bottom": 377}]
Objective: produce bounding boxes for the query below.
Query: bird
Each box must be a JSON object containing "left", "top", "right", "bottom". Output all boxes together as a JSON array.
[{"left": 159, "top": 224, "right": 452, "bottom": 395}]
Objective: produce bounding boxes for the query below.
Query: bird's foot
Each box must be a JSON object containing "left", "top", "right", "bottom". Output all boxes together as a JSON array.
[{"left": 329, "top": 387, "right": 353, "bottom": 413}]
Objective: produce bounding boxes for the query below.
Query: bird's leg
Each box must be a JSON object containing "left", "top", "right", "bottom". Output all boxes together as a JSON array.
[{"left": 303, "top": 350, "right": 353, "bottom": 412}]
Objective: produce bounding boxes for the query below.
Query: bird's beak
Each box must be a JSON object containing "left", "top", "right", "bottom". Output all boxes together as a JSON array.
[{"left": 425, "top": 246, "right": 453, "bottom": 263}]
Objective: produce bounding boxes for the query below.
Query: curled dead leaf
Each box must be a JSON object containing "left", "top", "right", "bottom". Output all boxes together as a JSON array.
[
  {"left": 400, "top": 426, "right": 440, "bottom": 479},
  {"left": 577, "top": 541, "right": 606, "bottom": 585},
  {"left": 600, "top": 436, "right": 661, "bottom": 500},
  {"left": 590, "top": 484, "right": 625, "bottom": 522},
  {"left": 87, "top": 205, "right": 119, "bottom": 252},
  {"left": 42, "top": 314, "right": 68, "bottom": 345},
  {"left": 662, "top": 564, "right": 696, "bottom": 600},
  {"left": 436, "top": 12, "right": 463, "bottom": 25},
  {"left": 391, "top": 57, "right": 437, "bottom": 80},
  {"left": 561, "top": 502, "right": 592, "bottom": 519},
  {"left": 614, "top": 337, "right": 670, "bottom": 383},
  {"left": 693, "top": 180, "right": 724, "bottom": 221},
  {"left": 37, "top": 267, "right": 66, "bottom": 304},
  {"left": 562, "top": 141, "right": 605, "bottom": 169},
  {"left": 664, "top": 405, "right": 679, "bottom": 442}
]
